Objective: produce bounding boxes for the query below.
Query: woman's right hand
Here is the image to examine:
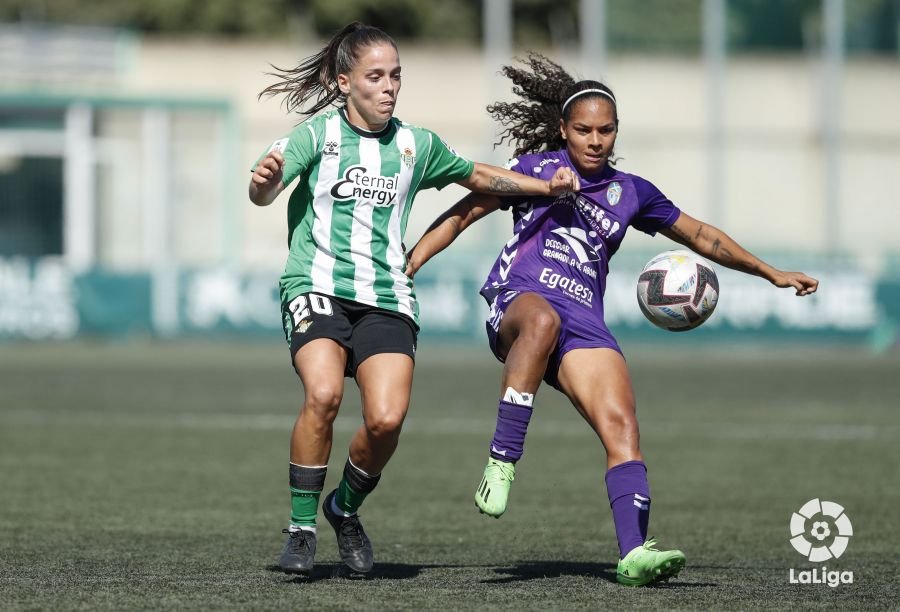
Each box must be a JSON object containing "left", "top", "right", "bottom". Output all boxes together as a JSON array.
[
  {"left": 252, "top": 152, "right": 284, "bottom": 187},
  {"left": 249, "top": 152, "right": 285, "bottom": 206}
]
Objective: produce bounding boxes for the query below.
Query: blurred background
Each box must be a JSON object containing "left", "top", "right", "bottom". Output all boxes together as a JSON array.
[
  {"left": 3, "top": 4, "right": 900, "bottom": 607},
  {"left": 0, "top": 0, "right": 898, "bottom": 346}
]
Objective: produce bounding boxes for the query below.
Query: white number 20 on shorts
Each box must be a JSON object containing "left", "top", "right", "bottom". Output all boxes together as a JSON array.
[{"left": 287, "top": 294, "right": 333, "bottom": 328}]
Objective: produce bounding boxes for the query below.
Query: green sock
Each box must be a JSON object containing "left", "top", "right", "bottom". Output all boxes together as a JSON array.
[
  {"left": 335, "top": 458, "right": 381, "bottom": 515},
  {"left": 289, "top": 463, "right": 327, "bottom": 527},
  {"left": 290, "top": 488, "right": 321, "bottom": 526}
]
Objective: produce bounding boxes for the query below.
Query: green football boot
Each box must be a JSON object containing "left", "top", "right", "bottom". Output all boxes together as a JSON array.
[
  {"left": 474, "top": 458, "right": 515, "bottom": 517},
  {"left": 616, "top": 538, "right": 686, "bottom": 586}
]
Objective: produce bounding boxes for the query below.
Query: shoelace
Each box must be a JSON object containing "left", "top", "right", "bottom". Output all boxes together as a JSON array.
[
  {"left": 485, "top": 461, "right": 515, "bottom": 482},
  {"left": 339, "top": 516, "right": 366, "bottom": 547},
  {"left": 281, "top": 528, "right": 311, "bottom": 551},
  {"left": 642, "top": 537, "right": 659, "bottom": 552}
]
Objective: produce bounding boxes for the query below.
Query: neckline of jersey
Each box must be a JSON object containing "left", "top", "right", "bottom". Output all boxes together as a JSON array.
[{"left": 338, "top": 107, "right": 394, "bottom": 139}]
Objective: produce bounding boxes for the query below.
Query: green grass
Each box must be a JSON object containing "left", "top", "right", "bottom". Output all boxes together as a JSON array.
[{"left": 1, "top": 341, "right": 899, "bottom": 610}]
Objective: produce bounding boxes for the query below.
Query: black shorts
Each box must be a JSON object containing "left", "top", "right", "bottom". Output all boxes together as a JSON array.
[{"left": 282, "top": 292, "right": 418, "bottom": 378}]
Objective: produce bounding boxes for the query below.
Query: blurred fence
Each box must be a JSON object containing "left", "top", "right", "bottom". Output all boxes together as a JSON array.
[
  {"left": 0, "top": 92, "right": 239, "bottom": 268},
  {"left": 1, "top": 254, "right": 897, "bottom": 351}
]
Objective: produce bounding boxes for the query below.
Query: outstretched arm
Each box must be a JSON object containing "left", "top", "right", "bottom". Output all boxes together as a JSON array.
[
  {"left": 661, "top": 211, "right": 819, "bottom": 296},
  {"left": 458, "top": 163, "right": 580, "bottom": 197},
  {"left": 405, "top": 192, "right": 504, "bottom": 278}
]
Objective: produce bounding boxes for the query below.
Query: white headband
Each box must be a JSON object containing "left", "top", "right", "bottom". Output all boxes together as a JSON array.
[{"left": 561, "top": 88, "right": 617, "bottom": 113}]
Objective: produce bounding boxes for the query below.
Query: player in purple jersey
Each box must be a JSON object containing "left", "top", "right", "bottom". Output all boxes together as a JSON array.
[{"left": 406, "top": 54, "right": 819, "bottom": 587}]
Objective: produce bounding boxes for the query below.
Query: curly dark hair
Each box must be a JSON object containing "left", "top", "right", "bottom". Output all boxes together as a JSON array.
[{"left": 488, "top": 53, "right": 618, "bottom": 157}]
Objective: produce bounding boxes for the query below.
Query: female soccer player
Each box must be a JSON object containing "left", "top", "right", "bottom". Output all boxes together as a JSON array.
[
  {"left": 250, "top": 27, "right": 577, "bottom": 576},
  {"left": 406, "top": 54, "right": 819, "bottom": 586}
]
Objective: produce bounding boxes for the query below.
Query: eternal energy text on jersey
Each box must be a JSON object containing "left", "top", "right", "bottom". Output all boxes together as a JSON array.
[{"left": 330, "top": 165, "right": 399, "bottom": 207}]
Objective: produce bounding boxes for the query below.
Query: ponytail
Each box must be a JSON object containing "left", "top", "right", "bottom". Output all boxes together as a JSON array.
[{"left": 259, "top": 22, "right": 397, "bottom": 118}]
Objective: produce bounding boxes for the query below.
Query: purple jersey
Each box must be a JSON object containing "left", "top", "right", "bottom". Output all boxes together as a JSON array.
[{"left": 481, "top": 150, "right": 681, "bottom": 324}]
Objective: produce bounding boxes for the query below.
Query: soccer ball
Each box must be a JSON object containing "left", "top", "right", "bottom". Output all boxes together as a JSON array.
[{"left": 636, "top": 250, "right": 719, "bottom": 331}]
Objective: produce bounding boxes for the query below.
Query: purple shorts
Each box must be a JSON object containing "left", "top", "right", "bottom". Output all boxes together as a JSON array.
[{"left": 485, "top": 289, "right": 622, "bottom": 391}]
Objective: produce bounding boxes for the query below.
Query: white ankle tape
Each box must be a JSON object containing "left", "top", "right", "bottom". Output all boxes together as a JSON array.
[{"left": 503, "top": 387, "right": 534, "bottom": 407}]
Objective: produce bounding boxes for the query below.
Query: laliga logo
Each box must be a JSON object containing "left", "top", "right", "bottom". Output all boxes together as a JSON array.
[
  {"left": 788, "top": 499, "right": 854, "bottom": 588},
  {"left": 789, "top": 498, "right": 852, "bottom": 561}
]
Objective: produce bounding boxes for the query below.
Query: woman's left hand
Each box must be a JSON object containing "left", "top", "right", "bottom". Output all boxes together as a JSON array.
[{"left": 772, "top": 271, "right": 819, "bottom": 296}]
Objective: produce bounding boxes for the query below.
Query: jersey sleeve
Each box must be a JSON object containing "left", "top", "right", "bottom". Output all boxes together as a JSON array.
[
  {"left": 417, "top": 130, "right": 475, "bottom": 190},
  {"left": 630, "top": 176, "right": 681, "bottom": 235},
  {"left": 251, "top": 122, "right": 318, "bottom": 187}
]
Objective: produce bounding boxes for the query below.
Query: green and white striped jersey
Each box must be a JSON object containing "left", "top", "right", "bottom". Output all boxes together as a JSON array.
[{"left": 256, "top": 108, "right": 474, "bottom": 325}]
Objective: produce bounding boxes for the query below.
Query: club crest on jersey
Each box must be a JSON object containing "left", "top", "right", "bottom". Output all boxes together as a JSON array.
[
  {"left": 323, "top": 140, "right": 339, "bottom": 157},
  {"left": 606, "top": 181, "right": 622, "bottom": 206},
  {"left": 401, "top": 147, "right": 416, "bottom": 168},
  {"left": 296, "top": 319, "right": 313, "bottom": 333},
  {"left": 331, "top": 165, "right": 399, "bottom": 207}
]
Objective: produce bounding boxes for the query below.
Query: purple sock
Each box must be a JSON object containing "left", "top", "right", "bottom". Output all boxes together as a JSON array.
[
  {"left": 489, "top": 401, "right": 533, "bottom": 462},
  {"left": 605, "top": 460, "right": 651, "bottom": 558}
]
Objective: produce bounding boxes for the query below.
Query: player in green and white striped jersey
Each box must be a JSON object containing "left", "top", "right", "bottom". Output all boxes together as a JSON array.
[
  {"left": 254, "top": 106, "right": 473, "bottom": 323},
  {"left": 250, "top": 22, "right": 579, "bottom": 576}
]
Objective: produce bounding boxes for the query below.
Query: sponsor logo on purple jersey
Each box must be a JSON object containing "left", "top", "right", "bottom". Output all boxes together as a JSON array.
[{"left": 480, "top": 150, "right": 681, "bottom": 322}]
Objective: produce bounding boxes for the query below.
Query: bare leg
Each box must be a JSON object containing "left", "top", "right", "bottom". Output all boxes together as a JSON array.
[
  {"left": 556, "top": 347, "right": 642, "bottom": 469},
  {"left": 495, "top": 292, "right": 561, "bottom": 397},
  {"left": 349, "top": 353, "right": 415, "bottom": 474},
  {"left": 290, "top": 338, "right": 348, "bottom": 465}
]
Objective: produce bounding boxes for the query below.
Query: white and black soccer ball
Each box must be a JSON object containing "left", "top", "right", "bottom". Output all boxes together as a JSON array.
[{"left": 636, "top": 250, "right": 719, "bottom": 332}]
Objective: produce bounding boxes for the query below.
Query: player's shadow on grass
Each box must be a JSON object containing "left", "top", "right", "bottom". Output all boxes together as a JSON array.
[
  {"left": 482, "top": 561, "right": 616, "bottom": 584},
  {"left": 266, "top": 562, "right": 429, "bottom": 582},
  {"left": 266, "top": 562, "right": 717, "bottom": 587},
  {"left": 483, "top": 561, "right": 717, "bottom": 588}
]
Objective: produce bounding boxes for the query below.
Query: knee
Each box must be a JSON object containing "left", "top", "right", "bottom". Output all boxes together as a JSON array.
[
  {"left": 598, "top": 404, "right": 641, "bottom": 452},
  {"left": 604, "top": 411, "right": 642, "bottom": 464},
  {"left": 364, "top": 408, "right": 406, "bottom": 439},
  {"left": 303, "top": 385, "right": 343, "bottom": 422},
  {"left": 603, "top": 404, "right": 639, "bottom": 435},
  {"left": 523, "top": 308, "right": 561, "bottom": 349}
]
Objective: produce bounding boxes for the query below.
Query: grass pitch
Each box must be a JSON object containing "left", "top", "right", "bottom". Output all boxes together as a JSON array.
[{"left": 1, "top": 341, "right": 898, "bottom": 610}]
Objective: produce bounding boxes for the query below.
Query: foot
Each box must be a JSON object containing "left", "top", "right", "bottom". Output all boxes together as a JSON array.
[
  {"left": 616, "top": 538, "right": 686, "bottom": 586},
  {"left": 474, "top": 457, "right": 515, "bottom": 517},
  {"left": 322, "top": 490, "right": 374, "bottom": 573},
  {"left": 278, "top": 528, "right": 317, "bottom": 575}
]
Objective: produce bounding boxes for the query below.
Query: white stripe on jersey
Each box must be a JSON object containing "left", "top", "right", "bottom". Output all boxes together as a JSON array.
[
  {"left": 350, "top": 137, "right": 380, "bottom": 304},
  {"left": 306, "top": 123, "right": 318, "bottom": 151},
  {"left": 386, "top": 126, "right": 417, "bottom": 318},
  {"left": 309, "top": 114, "right": 341, "bottom": 295}
]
